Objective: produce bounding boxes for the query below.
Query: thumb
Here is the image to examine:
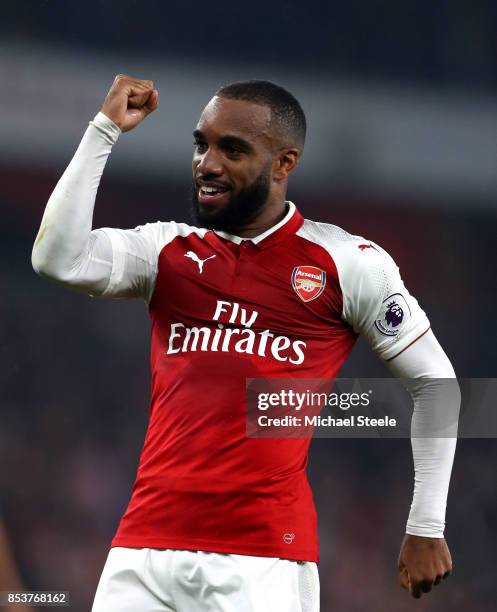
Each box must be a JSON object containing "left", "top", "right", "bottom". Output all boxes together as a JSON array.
[{"left": 399, "top": 566, "right": 410, "bottom": 591}]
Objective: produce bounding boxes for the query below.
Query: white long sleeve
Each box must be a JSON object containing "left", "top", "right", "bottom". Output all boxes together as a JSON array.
[
  {"left": 387, "top": 329, "right": 459, "bottom": 538},
  {"left": 31, "top": 112, "right": 121, "bottom": 295},
  {"left": 308, "top": 221, "right": 459, "bottom": 538}
]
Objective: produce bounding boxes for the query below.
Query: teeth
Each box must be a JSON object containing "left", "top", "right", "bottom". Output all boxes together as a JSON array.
[{"left": 201, "top": 186, "right": 221, "bottom": 194}]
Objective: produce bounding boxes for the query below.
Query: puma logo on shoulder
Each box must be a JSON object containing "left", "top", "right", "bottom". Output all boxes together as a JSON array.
[{"left": 358, "top": 243, "right": 379, "bottom": 252}]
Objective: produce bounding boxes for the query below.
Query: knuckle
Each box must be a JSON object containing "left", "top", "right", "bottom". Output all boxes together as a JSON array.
[{"left": 114, "top": 74, "right": 132, "bottom": 88}]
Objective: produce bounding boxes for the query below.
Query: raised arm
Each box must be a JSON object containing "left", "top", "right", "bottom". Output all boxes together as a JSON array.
[{"left": 31, "top": 75, "right": 159, "bottom": 297}]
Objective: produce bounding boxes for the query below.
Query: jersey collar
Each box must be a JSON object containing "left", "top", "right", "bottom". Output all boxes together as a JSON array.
[{"left": 212, "top": 201, "right": 304, "bottom": 249}]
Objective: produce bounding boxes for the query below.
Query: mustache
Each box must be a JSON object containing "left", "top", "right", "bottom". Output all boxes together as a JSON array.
[{"left": 195, "top": 176, "right": 232, "bottom": 191}]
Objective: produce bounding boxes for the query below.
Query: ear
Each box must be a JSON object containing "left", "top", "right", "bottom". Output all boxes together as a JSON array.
[{"left": 273, "top": 148, "right": 299, "bottom": 181}]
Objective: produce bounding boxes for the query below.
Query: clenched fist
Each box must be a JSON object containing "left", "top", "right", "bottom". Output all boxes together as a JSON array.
[
  {"left": 101, "top": 74, "right": 159, "bottom": 132},
  {"left": 398, "top": 534, "right": 452, "bottom": 598}
]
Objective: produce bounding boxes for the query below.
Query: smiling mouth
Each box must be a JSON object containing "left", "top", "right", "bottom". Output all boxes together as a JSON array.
[{"left": 197, "top": 184, "right": 231, "bottom": 206}]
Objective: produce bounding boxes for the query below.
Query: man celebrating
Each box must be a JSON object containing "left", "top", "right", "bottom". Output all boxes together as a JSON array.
[{"left": 32, "top": 75, "right": 458, "bottom": 611}]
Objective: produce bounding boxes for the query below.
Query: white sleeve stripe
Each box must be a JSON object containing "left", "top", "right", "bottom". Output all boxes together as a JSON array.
[
  {"left": 101, "top": 230, "right": 127, "bottom": 297},
  {"left": 88, "top": 255, "right": 112, "bottom": 267}
]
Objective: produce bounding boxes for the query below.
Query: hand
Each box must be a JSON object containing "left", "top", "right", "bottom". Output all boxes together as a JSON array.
[
  {"left": 100, "top": 74, "right": 159, "bottom": 132},
  {"left": 398, "top": 534, "right": 452, "bottom": 598}
]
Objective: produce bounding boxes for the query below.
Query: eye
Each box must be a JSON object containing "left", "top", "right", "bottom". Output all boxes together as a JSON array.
[
  {"left": 194, "top": 141, "right": 208, "bottom": 153},
  {"left": 224, "top": 146, "right": 243, "bottom": 159}
]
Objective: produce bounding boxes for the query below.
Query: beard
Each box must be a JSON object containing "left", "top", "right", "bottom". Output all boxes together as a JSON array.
[{"left": 191, "top": 166, "right": 271, "bottom": 233}]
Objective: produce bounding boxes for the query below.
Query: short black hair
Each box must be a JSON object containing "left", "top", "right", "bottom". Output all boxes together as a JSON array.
[{"left": 215, "top": 80, "right": 306, "bottom": 152}]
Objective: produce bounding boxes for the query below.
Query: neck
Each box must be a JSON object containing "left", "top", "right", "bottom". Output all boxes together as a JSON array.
[{"left": 231, "top": 196, "right": 288, "bottom": 238}]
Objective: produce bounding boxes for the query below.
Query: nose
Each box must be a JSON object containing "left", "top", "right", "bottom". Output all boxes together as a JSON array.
[{"left": 195, "top": 147, "right": 223, "bottom": 177}]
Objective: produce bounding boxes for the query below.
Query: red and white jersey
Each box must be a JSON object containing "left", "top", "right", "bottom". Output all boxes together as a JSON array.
[{"left": 97, "top": 202, "right": 429, "bottom": 562}]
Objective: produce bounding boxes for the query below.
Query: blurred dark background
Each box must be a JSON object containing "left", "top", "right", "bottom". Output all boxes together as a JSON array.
[{"left": 1, "top": 1, "right": 496, "bottom": 611}]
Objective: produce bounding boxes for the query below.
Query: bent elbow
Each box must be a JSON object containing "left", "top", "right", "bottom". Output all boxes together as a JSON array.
[
  {"left": 31, "top": 224, "right": 71, "bottom": 282},
  {"left": 31, "top": 244, "right": 50, "bottom": 277},
  {"left": 31, "top": 244, "right": 67, "bottom": 282},
  {"left": 32, "top": 225, "right": 52, "bottom": 277}
]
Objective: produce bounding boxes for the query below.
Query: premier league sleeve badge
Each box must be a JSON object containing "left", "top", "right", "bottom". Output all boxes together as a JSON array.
[{"left": 374, "top": 293, "right": 411, "bottom": 336}]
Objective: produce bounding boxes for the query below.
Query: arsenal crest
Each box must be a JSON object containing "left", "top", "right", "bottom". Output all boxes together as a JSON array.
[{"left": 292, "top": 266, "right": 326, "bottom": 302}]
